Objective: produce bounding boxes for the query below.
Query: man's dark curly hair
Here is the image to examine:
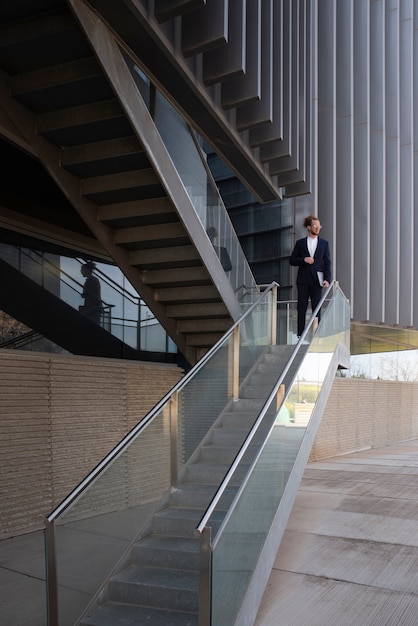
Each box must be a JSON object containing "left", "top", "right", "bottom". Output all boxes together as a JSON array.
[{"left": 303, "top": 214, "right": 319, "bottom": 228}]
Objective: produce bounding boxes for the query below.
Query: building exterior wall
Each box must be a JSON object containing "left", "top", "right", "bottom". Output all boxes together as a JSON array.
[
  {"left": 0, "top": 351, "right": 182, "bottom": 538},
  {"left": 310, "top": 377, "right": 418, "bottom": 461},
  {"left": 313, "top": 0, "right": 418, "bottom": 328},
  {"left": 2, "top": 349, "right": 417, "bottom": 537}
]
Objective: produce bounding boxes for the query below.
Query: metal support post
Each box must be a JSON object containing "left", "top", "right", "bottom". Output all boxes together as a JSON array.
[
  {"left": 45, "top": 520, "right": 59, "bottom": 626},
  {"left": 170, "top": 390, "right": 179, "bottom": 485}
]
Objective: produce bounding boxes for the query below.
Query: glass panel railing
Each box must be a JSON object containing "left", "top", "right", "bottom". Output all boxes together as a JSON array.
[
  {"left": 154, "top": 91, "right": 256, "bottom": 305},
  {"left": 276, "top": 296, "right": 333, "bottom": 346},
  {"left": 0, "top": 244, "right": 176, "bottom": 354},
  {"left": 44, "top": 283, "right": 279, "bottom": 625},
  {"left": 125, "top": 60, "right": 258, "bottom": 308},
  {"left": 203, "top": 285, "right": 350, "bottom": 625},
  {"left": 46, "top": 406, "right": 170, "bottom": 626}
]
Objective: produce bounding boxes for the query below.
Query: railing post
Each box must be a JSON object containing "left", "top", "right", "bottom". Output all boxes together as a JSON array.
[
  {"left": 198, "top": 526, "right": 212, "bottom": 626},
  {"left": 230, "top": 325, "right": 240, "bottom": 401},
  {"left": 170, "top": 391, "right": 179, "bottom": 485},
  {"left": 271, "top": 284, "right": 278, "bottom": 345},
  {"left": 286, "top": 302, "right": 290, "bottom": 342},
  {"left": 45, "top": 520, "right": 59, "bottom": 626}
]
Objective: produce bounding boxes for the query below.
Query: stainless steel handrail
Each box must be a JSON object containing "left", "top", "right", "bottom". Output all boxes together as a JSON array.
[{"left": 45, "top": 281, "right": 280, "bottom": 524}]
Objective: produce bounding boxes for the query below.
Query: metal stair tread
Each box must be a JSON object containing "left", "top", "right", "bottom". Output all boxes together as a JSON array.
[
  {"left": 171, "top": 482, "right": 233, "bottom": 496},
  {"left": 81, "top": 601, "right": 197, "bottom": 626},
  {"left": 137, "top": 534, "right": 199, "bottom": 553},
  {"left": 111, "top": 563, "right": 199, "bottom": 589},
  {"left": 154, "top": 506, "right": 226, "bottom": 520},
  {"left": 184, "top": 461, "right": 252, "bottom": 488}
]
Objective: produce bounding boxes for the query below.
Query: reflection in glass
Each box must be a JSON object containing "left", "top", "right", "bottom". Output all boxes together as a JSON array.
[{"left": 345, "top": 324, "right": 418, "bottom": 381}]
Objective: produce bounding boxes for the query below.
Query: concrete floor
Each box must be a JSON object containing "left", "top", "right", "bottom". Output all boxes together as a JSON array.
[
  {"left": 2, "top": 439, "right": 418, "bottom": 625},
  {"left": 255, "top": 438, "right": 418, "bottom": 626}
]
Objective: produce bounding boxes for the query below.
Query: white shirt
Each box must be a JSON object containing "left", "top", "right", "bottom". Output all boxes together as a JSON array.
[{"left": 307, "top": 235, "right": 318, "bottom": 258}]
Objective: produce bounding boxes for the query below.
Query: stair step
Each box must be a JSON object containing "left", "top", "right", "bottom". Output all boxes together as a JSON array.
[
  {"left": 220, "top": 411, "right": 257, "bottom": 429},
  {"left": 210, "top": 427, "right": 265, "bottom": 446},
  {"left": 210, "top": 427, "right": 248, "bottom": 446},
  {"left": 108, "top": 564, "right": 198, "bottom": 612},
  {"left": 81, "top": 602, "right": 197, "bottom": 626},
  {"left": 230, "top": 398, "right": 265, "bottom": 411},
  {"left": 199, "top": 444, "right": 238, "bottom": 463},
  {"left": 153, "top": 506, "right": 225, "bottom": 536},
  {"left": 248, "top": 372, "right": 282, "bottom": 385},
  {"left": 170, "top": 482, "right": 216, "bottom": 507},
  {"left": 240, "top": 385, "right": 276, "bottom": 399},
  {"left": 170, "top": 482, "right": 237, "bottom": 508},
  {"left": 152, "top": 507, "right": 202, "bottom": 536},
  {"left": 133, "top": 535, "right": 200, "bottom": 570},
  {"left": 185, "top": 461, "right": 250, "bottom": 486},
  {"left": 199, "top": 443, "right": 259, "bottom": 464}
]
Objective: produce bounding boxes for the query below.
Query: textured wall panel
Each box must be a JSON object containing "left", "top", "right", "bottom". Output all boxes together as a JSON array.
[
  {"left": 0, "top": 351, "right": 182, "bottom": 537},
  {"left": 310, "top": 378, "right": 418, "bottom": 461}
]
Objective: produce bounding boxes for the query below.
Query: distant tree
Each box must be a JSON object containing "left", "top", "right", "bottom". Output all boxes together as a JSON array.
[
  {"left": 348, "top": 359, "right": 369, "bottom": 379},
  {"left": 378, "top": 352, "right": 418, "bottom": 382},
  {"left": 0, "top": 310, "right": 30, "bottom": 343}
]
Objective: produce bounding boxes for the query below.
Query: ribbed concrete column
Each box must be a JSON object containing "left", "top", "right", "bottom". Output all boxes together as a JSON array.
[
  {"left": 414, "top": 4, "right": 418, "bottom": 328},
  {"left": 335, "top": 0, "right": 354, "bottom": 317},
  {"left": 353, "top": 0, "right": 370, "bottom": 322},
  {"left": 399, "top": 0, "right": 414, "bottom": 326},
  {"left": 369, "top": 0, "right": 386, "bottom": 323},
  {"left": 313, "top": 0, "right": 418, "bottom": 328}
]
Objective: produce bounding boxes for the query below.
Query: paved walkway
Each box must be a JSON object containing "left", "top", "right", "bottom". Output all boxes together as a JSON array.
[
  {"left": 255, "top": 438, "right": 418, "bottom": 626},
  {"left": 1, "top": 439, "right": 418, "bottom": 625}
]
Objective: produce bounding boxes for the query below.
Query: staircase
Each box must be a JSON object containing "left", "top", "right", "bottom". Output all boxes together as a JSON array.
[
  {"left": 0, "top": 257, "right": 155, "bottom": 359},
  {"left": 0, "top": 0, "right": 253, "bottom": 365},
  {"left": 78, "top": 344, "right": 306, "bottom": 625}
]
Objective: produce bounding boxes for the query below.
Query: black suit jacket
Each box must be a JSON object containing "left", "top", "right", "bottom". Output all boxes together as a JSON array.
[{"left": 289, "top": 236, "right": 332, "bottom": 286}]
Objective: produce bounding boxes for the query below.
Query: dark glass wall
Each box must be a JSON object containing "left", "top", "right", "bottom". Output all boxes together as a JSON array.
[{"left": 206, "top": 151, "right": 294, "bottom": 301}]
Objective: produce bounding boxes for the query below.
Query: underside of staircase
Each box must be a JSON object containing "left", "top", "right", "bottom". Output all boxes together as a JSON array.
[
  {"left": 78, "top": 344, "right": 306, "bottom": 625},
  {"left": 0, "top": 0, "right": 254, "bottom": 365}
]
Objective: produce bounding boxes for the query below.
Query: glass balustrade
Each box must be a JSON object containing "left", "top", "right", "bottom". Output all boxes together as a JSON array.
[
  {"left": 44, "top": 283, "right": 349, "bottom": 625},
  {"left": 44, "top": 283, "right": 279, "bottom": 625},
  {"left": 205, "top": 285, "right": 350, "bottom": 625},
  {"left": 126, "top": 60, "right": 258, "bottom": 307}
]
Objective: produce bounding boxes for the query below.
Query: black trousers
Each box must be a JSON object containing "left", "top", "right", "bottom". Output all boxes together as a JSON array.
[{"left": 297, "top": 276, "right": 322, "bottom": 336}]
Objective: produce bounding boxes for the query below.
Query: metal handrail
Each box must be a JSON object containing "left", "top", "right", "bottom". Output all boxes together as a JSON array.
[
  {"left": 45, "top": 281, "right": 280, "bottom": 524},
  {"left": 2, "top": 246, "right": 167, "bottom": 342},
  {"left": 0, "top": 329, "right": 41, "bottom": 349},
  {"left": 195, "top": 280, "right": 338, "bottom": 539}
]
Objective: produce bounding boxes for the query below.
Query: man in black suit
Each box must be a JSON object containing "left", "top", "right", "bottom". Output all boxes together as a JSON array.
[{"left": 289, "top": 215, "right": 332, "bottom": 337}]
